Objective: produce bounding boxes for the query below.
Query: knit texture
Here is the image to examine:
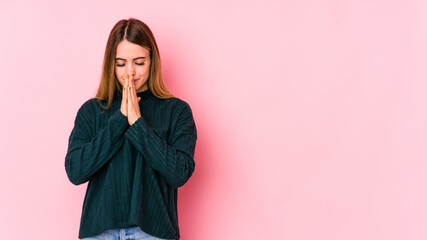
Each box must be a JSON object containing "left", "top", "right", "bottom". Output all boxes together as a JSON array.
[{"left": 65, "top": 88, "right": 197, "bottom": 239}]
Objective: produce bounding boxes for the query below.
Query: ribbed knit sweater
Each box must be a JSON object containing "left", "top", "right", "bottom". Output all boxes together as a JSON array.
[{"left": 64, "top": 88, "right": 197, "bottom": 239}]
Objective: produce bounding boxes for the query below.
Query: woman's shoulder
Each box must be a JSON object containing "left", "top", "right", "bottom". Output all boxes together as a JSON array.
[
  {"left": 74, "top": 98, "right": 97, "bottom": 116},
  {"left": 76, "top": 97, "right": 111, "bottom": 115},
  {"left": 86, "top": 97, "right": 118, "bottom": 112},
  {"left": 160, "top": 96, "right": 193, "bottom": 112}
]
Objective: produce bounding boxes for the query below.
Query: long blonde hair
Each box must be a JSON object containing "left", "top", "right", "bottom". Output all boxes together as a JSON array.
[{"left": 94, "top": 18, "right": 174, "bottom": 110}]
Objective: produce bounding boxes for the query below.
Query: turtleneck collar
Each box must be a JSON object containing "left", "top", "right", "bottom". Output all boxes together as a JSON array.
[
  {"left": 113, "top": 87, "right": 153, "bottom": 101},
  {"left": 136, "top": 87, "right": 153, "bottom": 99}
]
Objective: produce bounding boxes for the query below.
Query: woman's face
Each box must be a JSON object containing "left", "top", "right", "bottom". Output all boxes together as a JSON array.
[{"left": 115, "top": 39, "right": 151, "bottom": 93}]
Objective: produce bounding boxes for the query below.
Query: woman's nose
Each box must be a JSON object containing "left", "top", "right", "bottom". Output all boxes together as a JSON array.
[{"left": 127, "top": 65, "right": 136, "bottom": 76}]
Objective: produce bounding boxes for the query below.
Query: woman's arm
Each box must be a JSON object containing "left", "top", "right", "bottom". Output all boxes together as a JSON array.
[
  {"left": 65, "top": 100, "right": 129, "bottom": 185},
  {"left": 124, "top": 101, "right": 197, "bottom": 188}
]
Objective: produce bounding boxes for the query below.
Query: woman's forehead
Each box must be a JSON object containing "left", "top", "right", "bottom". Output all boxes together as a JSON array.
[{"left": 116, "top": 40, "right": 150, "bottom": 58}]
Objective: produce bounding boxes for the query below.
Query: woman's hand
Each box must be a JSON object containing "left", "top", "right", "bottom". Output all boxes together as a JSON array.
[
  {"left": 120, "top": 76, "right": 129, "bottom": 117},
  {"left": 127, "top": 74, "right": 142, "bottom": 125}
]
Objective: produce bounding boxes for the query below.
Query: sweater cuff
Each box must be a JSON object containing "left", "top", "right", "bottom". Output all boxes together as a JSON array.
[
  {"left": 124, "top": 116, "right": 152, "bottom": 154},
  {"left": 125, "top": 116, "right": 145, "bottom": 140},
  {"left": 111, "top": 110, "right": 129, "bottom": 133}
]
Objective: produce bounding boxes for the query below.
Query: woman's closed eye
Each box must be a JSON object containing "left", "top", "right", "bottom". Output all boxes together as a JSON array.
[{"left": 116, "top": 62, "right": 145, "bottom": 67}]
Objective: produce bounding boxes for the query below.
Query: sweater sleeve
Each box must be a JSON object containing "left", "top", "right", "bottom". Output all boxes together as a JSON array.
[
  {"left": 65, "top": 100, "right": 129, "bottom": 185},
  {"left": 124, "top": 101, "right": 197, "bottom": 188}
]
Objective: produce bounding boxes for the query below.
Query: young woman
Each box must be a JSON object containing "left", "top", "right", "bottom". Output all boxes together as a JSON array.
[{"left": 65, "top": 18, "right": 197, "bottom": 240}]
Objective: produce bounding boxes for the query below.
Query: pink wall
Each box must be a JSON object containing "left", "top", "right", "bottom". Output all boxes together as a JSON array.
[{"left": 1, "top": 0, "right": 427, "bottom": 239}]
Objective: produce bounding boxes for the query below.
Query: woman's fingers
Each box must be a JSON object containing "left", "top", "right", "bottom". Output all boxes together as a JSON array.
[
  {"left": 129, "top": 75, "right": 138, "bottom": 105},
  {"left": 128, "top": 76, "right": 134, "bottom": 112},
  {"left": 130, "top": 76, "right": 141, "bottom": 102},
  {"left": 127, "top": 76, "right": 133, "bottom": 124},
  {"left": 120, "top": 75, "right": 128, "bottom": 116},
  {"left": 129, "top": 74, "right": 136, "bottom": 103},
  {"left": 125, "top": 76, "right": 129, "bottom": 101},
  {"left": 127, "top": 75, "right": 132, "bottom": 104},
  {"left": 127, "top": 74, "right": 141, "bottom": 125}
]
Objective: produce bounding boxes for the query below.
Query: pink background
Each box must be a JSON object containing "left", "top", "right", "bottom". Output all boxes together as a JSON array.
[{"left": 1, "top": 0, "right": 427, "bottom": 239}]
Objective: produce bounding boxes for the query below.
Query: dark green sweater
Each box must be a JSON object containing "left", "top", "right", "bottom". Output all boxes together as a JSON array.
[{"left": 65, "top": 88, "right": 197, "bottom": 239}]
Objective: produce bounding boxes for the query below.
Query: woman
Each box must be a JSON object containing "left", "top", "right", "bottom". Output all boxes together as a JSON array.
[{"left": 65, "top": 18, "right": 197, "bottom": 240}]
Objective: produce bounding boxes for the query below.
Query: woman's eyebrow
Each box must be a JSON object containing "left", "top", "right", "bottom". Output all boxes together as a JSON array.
[{"left": 115, "top": 57, "right": 146, "bottom": 61}]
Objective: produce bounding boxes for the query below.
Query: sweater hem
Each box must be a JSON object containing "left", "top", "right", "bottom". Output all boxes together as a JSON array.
[{"left": 78, "top": 223, "right": 138, "bottom": 239}]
